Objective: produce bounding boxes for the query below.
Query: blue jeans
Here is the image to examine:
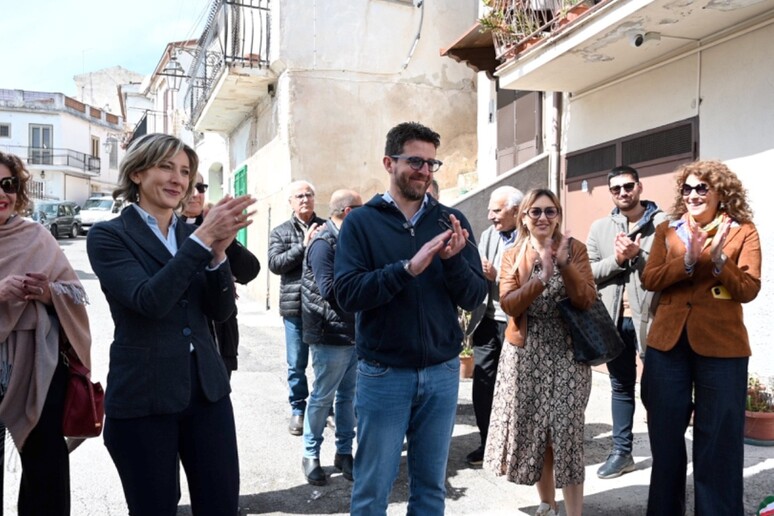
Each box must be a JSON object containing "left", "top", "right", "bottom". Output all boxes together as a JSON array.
[
  {"left": 641, "top": 331, "right": 747, "bottom": 516},
  {"left": 303, "top": 344, "right": 357, "bottom": 458},
  {"left": 606, "top": 316, "right": 638, "bottom": 454},
  {"left": 350, "top": 356, "right": 460, "bottom": 516},
  {"left": 284, "top": 316, "right": 309, "bottom": 415}
]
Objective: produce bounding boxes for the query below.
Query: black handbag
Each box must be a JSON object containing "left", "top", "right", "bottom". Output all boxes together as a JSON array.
[{"left": 557, "top": 296, "right": 625, "bottom": 366}]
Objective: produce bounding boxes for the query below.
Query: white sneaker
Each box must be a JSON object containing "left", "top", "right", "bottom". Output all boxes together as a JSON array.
[{"left": 535, "top": 502, "right": 560, "bottom": 516}]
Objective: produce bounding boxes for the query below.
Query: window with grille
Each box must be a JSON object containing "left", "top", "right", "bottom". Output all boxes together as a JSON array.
[
  {"left": 566, "top": 118, "right": 697, "bottom": 180},
  {"left": 0, "top": 124, "right": 9, "bottom": 138}
]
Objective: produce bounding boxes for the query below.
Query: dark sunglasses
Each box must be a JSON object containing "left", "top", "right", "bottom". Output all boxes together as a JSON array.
[
  {"left": 609, "top": 182, "right": 637, "bottom": 196},
  {"left": 194, "top": 183, "right": 208, "bottom": 194},
  {"left": 0, "top": 176, "right": 20, "bottom": 194},
  {"left": 391, "top": 155, "right": 443, "bottom": 173},
  {"left": 526, "top": 207, "right": 559, "bottom": 220},
  {"left": 681, "top": 183, "right": 710, "bottom": 197}
]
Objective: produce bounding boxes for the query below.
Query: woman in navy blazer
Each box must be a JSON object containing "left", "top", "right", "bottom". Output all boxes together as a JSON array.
[{"left": 87, "top": 134, "right": 255, "bottom": 515}]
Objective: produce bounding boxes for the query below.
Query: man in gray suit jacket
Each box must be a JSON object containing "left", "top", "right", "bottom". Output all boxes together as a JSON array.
[{"left": 466, "top": 186, "right": 523, "bottom": 465}]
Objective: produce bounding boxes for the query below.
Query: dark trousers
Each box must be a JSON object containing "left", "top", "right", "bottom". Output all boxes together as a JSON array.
[
  {"left": 104, "top": 354, "right": 240, "bottom": 516},
  {"left": 18, "top": 360, "right": 70, "bottom": 515},
  {"left": 606, "top": 316, "right": 638, "bottom": 454},
  {"left": 471, "top": 317, "right": 506, "bottom": 446},
  {"left": 642, "top": 331, "right": 747, "bottom": 516}
]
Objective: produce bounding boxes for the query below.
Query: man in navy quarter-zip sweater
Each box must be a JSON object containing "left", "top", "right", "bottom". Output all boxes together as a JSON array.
[{"left": 334, "top": 122, "right": 486, "bottom": 516}]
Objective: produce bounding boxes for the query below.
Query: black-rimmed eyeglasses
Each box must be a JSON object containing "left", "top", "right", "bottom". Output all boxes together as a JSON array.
[
  {"left": 525, "top": 207, "right": 559, "bottom": 220},
  {"left": 391, "top": 155, "right": 443, "bottom": 173},
  {"left": 0, "top": 177, "right": 19, "bottom": 194},
  {"left": 195, "top": 183, "right": 208, "bottom": 194},
  {"left": 609, "top": 182, "right": 637, "bottom": 196},
  {"left": 681, "top": 183, "right": 710, "bottom": 197}
]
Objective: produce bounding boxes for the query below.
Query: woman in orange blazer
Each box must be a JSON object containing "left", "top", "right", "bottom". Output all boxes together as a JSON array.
[
  {"left": 484, "top": 189, "right": 596, "bottom": 516},
  {"left": 641, "top": 160, "right": 761, "bottom": 516}
]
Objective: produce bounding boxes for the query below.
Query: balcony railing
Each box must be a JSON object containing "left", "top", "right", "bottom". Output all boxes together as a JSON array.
[
  {"left": 481, "top": 0, "right": 596, "bottom": 60},
  {"left": 184, "top": 0, "right": 271, "bottom": 127},
  {"left": 0, "top": 145, "right": 101, "bottom": 173}
]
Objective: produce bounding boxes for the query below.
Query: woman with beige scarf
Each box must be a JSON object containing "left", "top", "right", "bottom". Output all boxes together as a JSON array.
[{"left": 0, "top": 151, "right": 92, "bottom": 515}]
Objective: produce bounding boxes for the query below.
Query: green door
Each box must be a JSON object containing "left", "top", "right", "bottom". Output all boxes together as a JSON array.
[{"left": 234, "top": 165, "right": 247, "bottom": 246}]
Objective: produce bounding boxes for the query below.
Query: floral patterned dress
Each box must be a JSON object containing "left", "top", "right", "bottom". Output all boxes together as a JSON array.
[{"left": 483, "top": 264, "right": 591, "bottom": 488}]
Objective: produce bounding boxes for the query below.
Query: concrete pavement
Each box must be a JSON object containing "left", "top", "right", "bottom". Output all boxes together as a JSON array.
[{"left": 3, "top": 236, "right": 773, "bottom": 515}]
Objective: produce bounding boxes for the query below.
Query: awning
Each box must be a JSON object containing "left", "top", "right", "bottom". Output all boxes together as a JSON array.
[{"left": 440, "top": 23, "right": 497, "bottom": 80}]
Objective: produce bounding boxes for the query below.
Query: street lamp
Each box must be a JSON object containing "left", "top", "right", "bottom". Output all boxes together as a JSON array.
[
  {"left": 102, "top": 133, "right": 122, "bottom": 154},
  {"left": 158, "top": 52, "right": 189, "bottom": 92}
]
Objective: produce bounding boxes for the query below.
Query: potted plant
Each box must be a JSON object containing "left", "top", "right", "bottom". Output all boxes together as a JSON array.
[
  {"left": 553, "top": 0, "right": 592, "bottom": 30},
  {"left": 745, "top": 374, "right": 774, "bottom": 446},
  {"left": 480, "top": 0, "right": 547, "bottom": 59},
  {"left": 458, "top": 310, "right": 475, "bottom": 379}
]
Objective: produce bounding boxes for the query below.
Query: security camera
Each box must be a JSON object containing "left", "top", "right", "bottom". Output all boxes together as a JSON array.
[{"left": 629, "top": 32, "right": 661, "bottom": 48}]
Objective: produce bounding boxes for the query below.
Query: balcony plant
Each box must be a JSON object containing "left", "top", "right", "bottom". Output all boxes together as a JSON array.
[
  {"left": 553, "top": 0, "right": 592, "bottom": 30},
  {"left": 458, "top": 309, "right": 475, "bottom": 379},
  {"left": 480, "top": 0, "right": 546, "bottom": 59},
  {"left": 744, "top": 374, "right": 774, "bottom": 445}
]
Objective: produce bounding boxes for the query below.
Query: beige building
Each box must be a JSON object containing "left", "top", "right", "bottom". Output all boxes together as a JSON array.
[{"left": 177, "top": 0, "right": 480, "bottom": 311}]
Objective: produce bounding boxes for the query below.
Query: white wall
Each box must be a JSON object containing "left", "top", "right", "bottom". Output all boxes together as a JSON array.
[
  {"left": 476, "top": 74, "right": 498, "bottom": 185},
  {"left": 698, "top": 23, "right": 774, "bottom": 377},
  {"left": 566, "top": 55, "right": 699, "bottom": 152},
  {"left": 0, "top": 102, "right": 123, "bottom": 203},
  {"left": 561, "top": 22, "right": 774, "bottom": 375}
]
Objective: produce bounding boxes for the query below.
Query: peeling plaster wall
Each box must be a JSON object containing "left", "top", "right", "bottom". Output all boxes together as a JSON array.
[
  {"left": 234, "top": 0, "right": 478, "bottom": 310},
  {"left": 280, "top": 0, "right": 476, "bottom": 87},
  {"left": 560, "top": 22, "right": 774, "bottom": 375},
  {"left": 285, "top": 72, "right": 476, "bottom": 206}
]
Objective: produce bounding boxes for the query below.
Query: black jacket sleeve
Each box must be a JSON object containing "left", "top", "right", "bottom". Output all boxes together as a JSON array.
[{"left": 226, "top": 240, "right": 260, "bottom": 285}]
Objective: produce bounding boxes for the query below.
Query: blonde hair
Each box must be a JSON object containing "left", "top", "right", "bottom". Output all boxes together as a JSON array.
[
  {"left": 114, "top": 134, "right": 198, "bottom": 206},
  {"left": 514, "top": 188, "right": 563, "bottom": 249}
]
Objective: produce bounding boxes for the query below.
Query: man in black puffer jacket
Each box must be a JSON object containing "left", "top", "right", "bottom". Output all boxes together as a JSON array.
[
  {"left": 299, "top": 189, "right": 362, "bottom": 486},
  {"left": 268, "top": 180, "right": 325, "bottom": 435}
]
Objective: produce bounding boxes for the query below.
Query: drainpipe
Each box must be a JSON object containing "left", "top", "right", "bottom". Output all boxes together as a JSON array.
[{"left": 548, "top": 92, "right": 562, "bottom": 195}]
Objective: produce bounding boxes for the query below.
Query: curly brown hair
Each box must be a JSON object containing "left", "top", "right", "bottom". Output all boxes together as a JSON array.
[
  {"left": 0, "top": 151, "right": 32, "bottom": 214},
  {"left": 668, "top": 160, "right": 753, "bottom": 223}
]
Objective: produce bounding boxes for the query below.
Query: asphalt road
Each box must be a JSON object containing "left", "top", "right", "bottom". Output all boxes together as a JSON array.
[{"left": 3, "top": 236, "right": 772, "bottom": 515}]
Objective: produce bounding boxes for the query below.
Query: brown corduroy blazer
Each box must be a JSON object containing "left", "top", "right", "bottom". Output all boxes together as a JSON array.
[
  {"left": 500, "top": 238, "right": 597, "bottom": 347},
  {"left": 642, "top": 220, "right": 761, "bottom": 357}
]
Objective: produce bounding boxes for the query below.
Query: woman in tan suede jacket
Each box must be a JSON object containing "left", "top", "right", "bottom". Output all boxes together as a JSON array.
[
  {"left": 484, "top": 189, "right": 596, "bottom": 516},
  {"left": 641, "top": 160, "right": 761, "bottom": 516}
]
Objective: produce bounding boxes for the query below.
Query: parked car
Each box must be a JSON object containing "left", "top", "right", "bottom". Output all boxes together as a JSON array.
[
  {"left": 30, "top": 200, "right": 81, "bottom": 239},
  {"left": 77, "top": 196, "right": 124, "bottom": 234}
]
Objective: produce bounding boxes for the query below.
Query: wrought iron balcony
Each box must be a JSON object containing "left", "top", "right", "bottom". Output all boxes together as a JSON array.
[
  {"left": 0, "top": 145, "right": 100, "bottom": 174},
  {"left": 185, "top": 0, "right": 272, "bottom": 132}
]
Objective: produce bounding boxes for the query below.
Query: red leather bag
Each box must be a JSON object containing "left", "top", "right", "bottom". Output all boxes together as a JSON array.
[{"left": 61, "top": 348, "right": 105, "bottom": 439}]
